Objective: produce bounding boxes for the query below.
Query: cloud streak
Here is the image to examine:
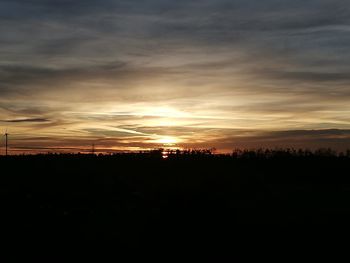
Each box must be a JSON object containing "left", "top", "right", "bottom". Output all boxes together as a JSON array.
[{"left": 1, "top": 118, "right": 49, "bottom": 123}]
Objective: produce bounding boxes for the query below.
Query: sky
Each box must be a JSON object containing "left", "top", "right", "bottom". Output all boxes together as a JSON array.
[{"left": 0, "top": 0, "right": 350, "bottom": 154}]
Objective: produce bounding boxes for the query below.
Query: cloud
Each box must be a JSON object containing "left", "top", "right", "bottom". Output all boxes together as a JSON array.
[
  {"left": 5, "top": 128, "right": 350, "bottom": 154},
  {"left": 0, "top": 0, "right": 349, "bottom": 152},
  {"left": 1, "top": 118, "right": 49, "bottom": 123},
  {"left": 253, "top": 69, "right": 350, "bottom": 83},
  {"left": 182, "top": 129, "right": 350, "bottom": 152}
]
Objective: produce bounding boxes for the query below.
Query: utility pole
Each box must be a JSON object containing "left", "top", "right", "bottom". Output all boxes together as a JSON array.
[
  {"left": 4, "top": 132, "right": 8, "bottom": 156},
  {"left": 92, "top": 143, "right": 95, "bottom": 155}
]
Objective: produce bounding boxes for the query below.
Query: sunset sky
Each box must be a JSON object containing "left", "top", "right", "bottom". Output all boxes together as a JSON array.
[{"left": 1, "top": 0, "right": 350, "bottom": 154}]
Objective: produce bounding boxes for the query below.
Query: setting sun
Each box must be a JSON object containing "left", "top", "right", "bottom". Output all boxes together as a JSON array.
[{"left": 152, "top": 136, "right": 179, "bottom": 146}]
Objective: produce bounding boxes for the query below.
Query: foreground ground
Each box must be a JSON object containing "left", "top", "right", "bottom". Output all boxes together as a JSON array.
[{"left": 0, "top": 150, "right": 349, "bottom": 259}]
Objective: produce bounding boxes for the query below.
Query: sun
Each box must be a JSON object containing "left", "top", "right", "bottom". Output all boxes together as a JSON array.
[{"left": 153, "top": 136, "right": 179, "bottom": 146}]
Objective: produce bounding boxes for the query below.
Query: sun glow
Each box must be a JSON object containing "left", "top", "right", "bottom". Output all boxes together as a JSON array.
[
  {"left": 139, "top": 107, "right": 188, "bottom": 118},
  {"left": 152, "top": 136, "right": 179, "bottom": 146}
]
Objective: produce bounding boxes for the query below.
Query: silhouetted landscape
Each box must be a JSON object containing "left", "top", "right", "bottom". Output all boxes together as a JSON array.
[{"left": 1, "top": 149, "right": 349, "bottom": 259}]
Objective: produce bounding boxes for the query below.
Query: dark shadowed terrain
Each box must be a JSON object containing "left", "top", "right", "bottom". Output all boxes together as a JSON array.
[{"left": 0, "top": 149, "right": 349, "bottom": 260}]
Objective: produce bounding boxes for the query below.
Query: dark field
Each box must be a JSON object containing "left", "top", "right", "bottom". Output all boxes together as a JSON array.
[{"left": 1, "top": 150, "right": 349, "bottom": 259}]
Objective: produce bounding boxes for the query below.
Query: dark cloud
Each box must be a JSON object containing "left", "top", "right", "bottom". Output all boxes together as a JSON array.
[
  {"left": 1, "top": 118, "right": 49, "bottom": 123},
  {"left": 255, "top": 69, "right": 350, "bottom": 83},
  {"left": 183, "top": 129, "right": 350, "bottom": 152},
  {"left": 1, "top": 0, "right": 349, "bottom": 74},
  {"left": 269, "top": 129, "right": 350, "bottom": 137}
]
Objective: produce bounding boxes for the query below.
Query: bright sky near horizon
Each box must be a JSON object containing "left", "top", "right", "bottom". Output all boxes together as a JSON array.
[{"left": 0, "top": 0, "right": 350, "bottom": 153}]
